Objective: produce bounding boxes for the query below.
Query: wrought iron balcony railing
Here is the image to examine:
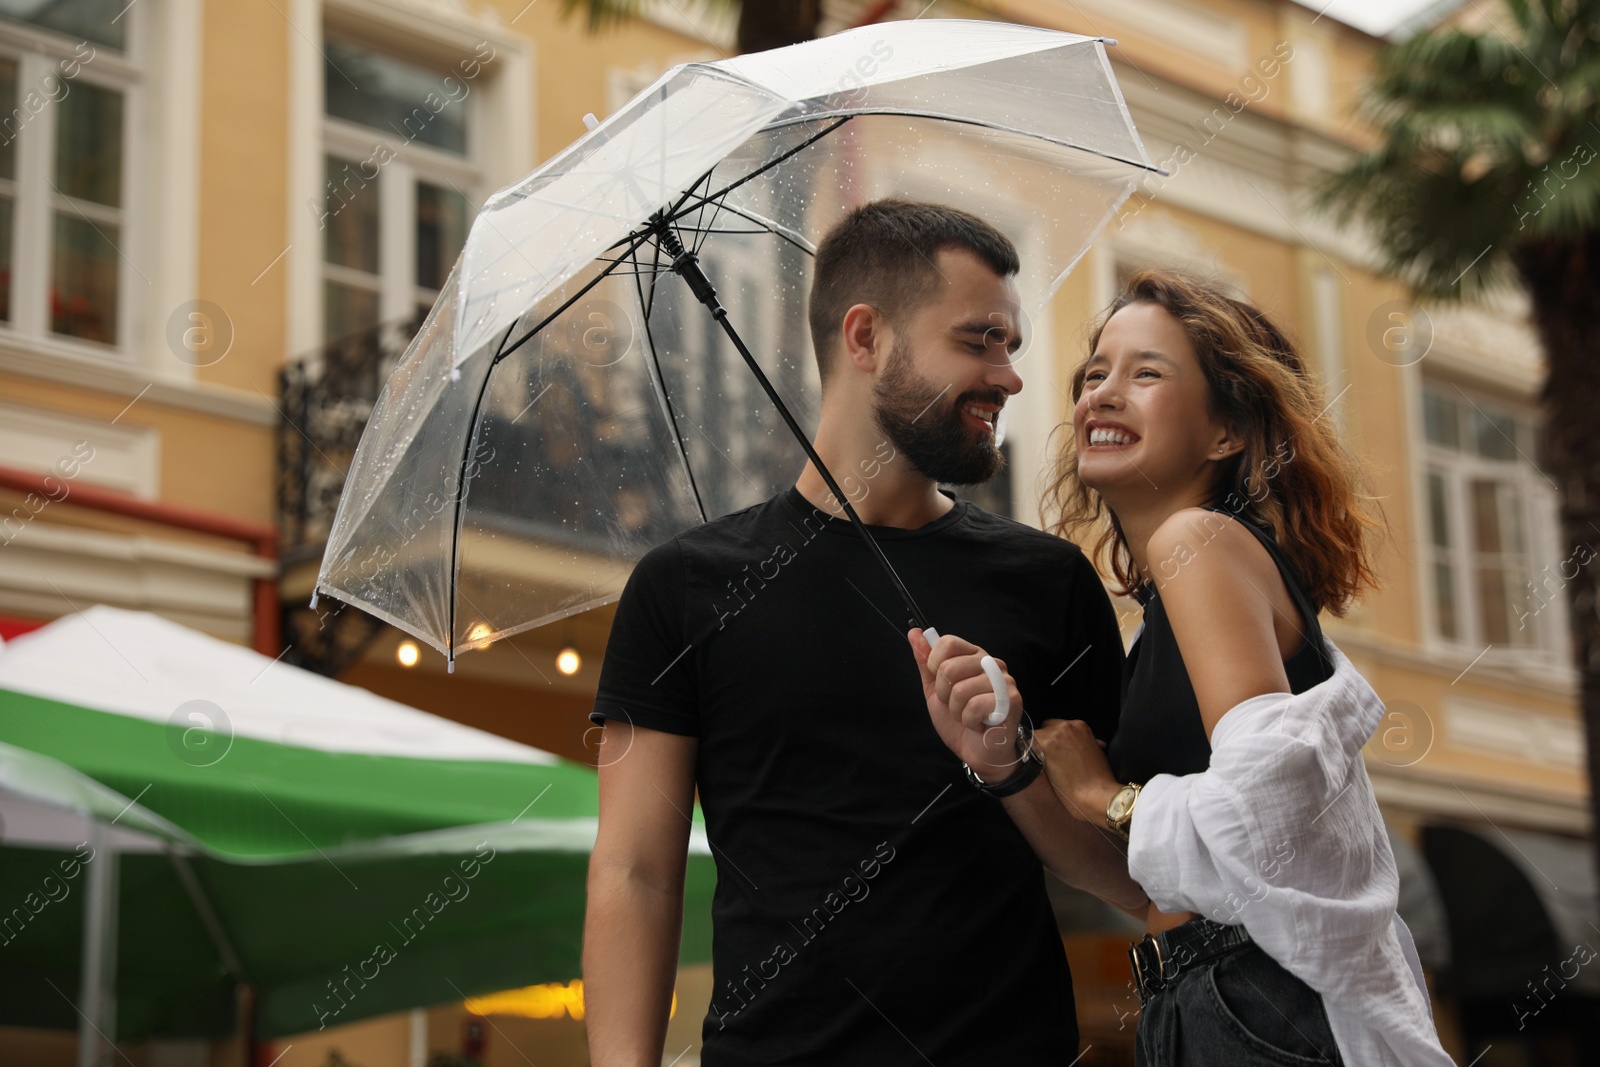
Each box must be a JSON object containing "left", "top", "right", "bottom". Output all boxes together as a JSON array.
[
  {"left": 277, "top": 318, "right": 418, "bottom": 674},
  {"left": 278, "top": 318, "right": 418, "bottom": 566}
]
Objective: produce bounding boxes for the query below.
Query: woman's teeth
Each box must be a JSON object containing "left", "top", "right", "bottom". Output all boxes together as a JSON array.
[{"left": 1089, "top": 427, "right": 1134, "bottom": 446}]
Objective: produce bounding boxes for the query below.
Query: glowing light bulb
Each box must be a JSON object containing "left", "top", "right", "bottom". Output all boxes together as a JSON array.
[
  {"left": 556, "top": 647, "right": 581, "bottom": 675},
  {"left": 397, "top": 641, "right": 420, "bottom": 668}
]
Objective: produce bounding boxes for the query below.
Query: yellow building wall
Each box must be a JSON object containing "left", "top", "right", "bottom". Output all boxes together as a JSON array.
[
  {"left": 510, "top": 1, "right": 720, "bottom": 157},
  {"left": 1337, "top": 266, "right": 1420, "bottom": 644},
  {"left": 197, "top": 0, "right": 292, "bottom": 397},
  {"left": 0, "top": 374, "right": 274, "bottom": 524},
  {"left": 990, "top": 0, "right": 1303, "bottom": 128}
]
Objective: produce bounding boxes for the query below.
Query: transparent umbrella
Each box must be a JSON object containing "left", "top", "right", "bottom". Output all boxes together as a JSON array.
[{"left": 312, "top": 19, "right": 1161, "bottom": 671}]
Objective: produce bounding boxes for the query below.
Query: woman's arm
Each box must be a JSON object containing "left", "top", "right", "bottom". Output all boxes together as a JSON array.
[
  {"left": 1145, "top": 508, "right": 1294, "bottom": 740},
  {"left": 1035, "top": 508, "right": 1297, "bottom": 828},
  {"left": 1001, "top": 776, "right": 1151, "bottom": 915}
]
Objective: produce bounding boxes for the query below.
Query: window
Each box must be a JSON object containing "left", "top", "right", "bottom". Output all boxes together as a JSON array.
[
  {"left": 1420, "top": 382, "right": 1565, "bottom": 659},
  {"left": 320, "top": 38, "right": 478, "bottom": 343},
  {"left": 0, "top": 5, "right": 133, "bottom": 350},
  {"left": 0, "top": 1, "right": 126, "bottom": 50}
]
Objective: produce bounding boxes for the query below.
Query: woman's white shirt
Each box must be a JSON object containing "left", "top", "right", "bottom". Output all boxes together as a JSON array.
[{"left": 1127, "top": 638, "right": 1456, "bottom": 1067}]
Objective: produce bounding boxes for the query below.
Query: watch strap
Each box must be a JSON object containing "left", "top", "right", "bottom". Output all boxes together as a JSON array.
[{"left": 964, "top": 716, "right": 1041, "bottom": 799}]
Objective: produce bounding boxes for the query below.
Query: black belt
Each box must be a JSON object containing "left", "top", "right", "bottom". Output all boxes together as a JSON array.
[{"left": 1129, "top": 918, "right": 1254, "bottom": 1001}]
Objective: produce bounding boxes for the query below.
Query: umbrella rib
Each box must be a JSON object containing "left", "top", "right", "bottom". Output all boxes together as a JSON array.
[
  {"left": 675, "top": 225, "right": 781, "bottom": 236},
  {"left": 655, "top": 79, "right": 669, "bottom": 215},
  {"left": 595, "top": 253, "right": 673, "bottom": 266},
  {"left": 668, "top": 165, "right": 719, "bottom": 221},
  {"left": 685, "top": 200, "right": 817, "bottom": 258},
  {"left": 466, "top": 163, "right": 713, "bottom": 291},
  {"left": 504, "top": 137, "right": 720, "bottom": 185},
  {"left": 664, "top": 117, "right": 852, "bottom": 224},
  {"left": 492, "top": 227, "right": 658, "bottom": 369},
  {"left": 589, "top": 260, "right": 672, "bottom": 279},
  {"left": 597, "top": 168, "right": 719, "bottom": 258},
  {"left": 758, "top": 109, "right": 1165, "bottom": 177},
  {"left": 446, "top": 319, "right": 520, "bottom": 666},
  {"left": 644, "top": 231, "right": 664, "bottom": 319},
  {"left": 592, "top": 251, "right": 674, "bottom": 272},
  {"left": 515, "top": 135, "right": 727, "bottom": 218},
  {"left": 631, "top": 253, "right": 709, "bottom": 524},
  {"left": 692, "top": 166, "right": 727, "bottom": 255}
]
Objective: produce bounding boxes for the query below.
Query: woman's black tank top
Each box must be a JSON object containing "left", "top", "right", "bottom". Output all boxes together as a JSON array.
[{"left": 1107, "top": 508, "right": 1334, "bottom": 786}]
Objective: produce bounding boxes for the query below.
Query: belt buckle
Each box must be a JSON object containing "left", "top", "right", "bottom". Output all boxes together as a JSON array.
[{"left": 1130, "top": 933, "right": 1166, "bottom": 1000}]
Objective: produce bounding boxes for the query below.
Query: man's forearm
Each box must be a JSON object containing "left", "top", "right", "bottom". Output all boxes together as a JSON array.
[
  {"left": 999, "top": 776, "right": 1149, "bottom": 911},
  {"left": 583, "top": 866, "right": 685, "bottom": 1066}
]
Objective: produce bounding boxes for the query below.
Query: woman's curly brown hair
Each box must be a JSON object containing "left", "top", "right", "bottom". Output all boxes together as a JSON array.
[{"left": 1042, "top": 268, "right": 1383, "bottom": 615}]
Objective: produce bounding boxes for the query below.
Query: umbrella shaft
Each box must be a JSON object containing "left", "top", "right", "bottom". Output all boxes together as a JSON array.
[{"left": 659, "top": 226, "right": 931, "bottom": 633}]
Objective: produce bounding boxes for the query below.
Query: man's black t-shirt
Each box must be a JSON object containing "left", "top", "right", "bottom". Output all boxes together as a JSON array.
[{"left": 592, "top": 484, "right": 1123, "bottom": 1066}]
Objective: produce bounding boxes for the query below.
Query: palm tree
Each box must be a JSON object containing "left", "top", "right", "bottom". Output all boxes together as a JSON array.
[
  {"left": 1319, "top": 0, "right": 1600, "bottom": 867},
  {"left": 560, "top": 0, "right": 825, "bottom": 53}
]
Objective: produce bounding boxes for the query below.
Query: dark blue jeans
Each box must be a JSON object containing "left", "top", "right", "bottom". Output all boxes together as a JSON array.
[{"left": 1135, "top": 929, "right": 1345, "bottom": 1066}]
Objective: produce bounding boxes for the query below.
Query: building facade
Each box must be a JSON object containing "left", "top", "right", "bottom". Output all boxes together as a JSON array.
[{"left": 0, "top": 0, "right": 1590, "bottom": 1064}]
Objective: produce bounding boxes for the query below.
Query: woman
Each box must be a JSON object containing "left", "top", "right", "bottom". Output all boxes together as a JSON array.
[{"left": 909, "top": 270, "right": 1449, "bottom": 1065}]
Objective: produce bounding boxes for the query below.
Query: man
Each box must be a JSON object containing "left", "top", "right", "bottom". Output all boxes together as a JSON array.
[{"left": 583, "top": 199, "right": 1146, "bottom": 1065}]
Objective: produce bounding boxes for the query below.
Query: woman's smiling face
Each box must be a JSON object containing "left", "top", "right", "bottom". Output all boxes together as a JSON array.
[{"left": 1072, "top": 301, "right": 1234, "bottom": 500}]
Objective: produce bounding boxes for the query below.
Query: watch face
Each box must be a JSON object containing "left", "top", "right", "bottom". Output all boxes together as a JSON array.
[{"left": 1108, "top": 785, "right": 1137, "bottom": 821}]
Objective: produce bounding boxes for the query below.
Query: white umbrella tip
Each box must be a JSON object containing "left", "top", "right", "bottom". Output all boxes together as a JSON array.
[{"left": 582, "top": 113, "right": 600, "bottom": 132}]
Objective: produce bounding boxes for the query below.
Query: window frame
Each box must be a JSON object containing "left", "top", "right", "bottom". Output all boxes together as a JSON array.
[
  {"left": 0, "top": 12, "right": 142, "bottom": 358},
  {"left": 1417, "top": 378, "right": 1569, "bottom": 668},
  {"left": 318, "top": 37, "right": 482, "bottom": 344}
]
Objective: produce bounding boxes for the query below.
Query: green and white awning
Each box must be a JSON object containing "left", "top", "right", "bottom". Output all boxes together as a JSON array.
[{"left": 0, "top": 607, "right": 713, "bottom": 1041}]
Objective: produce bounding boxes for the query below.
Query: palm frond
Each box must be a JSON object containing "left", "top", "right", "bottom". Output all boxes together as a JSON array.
[
  {"left": 1317, "top": 151, "right": 1521, "bottom": 299},
  {"left": 1318, "top": 0, "right": 1600, "bottom": 301},
  {"left": 1362, "top": 31, "right": 1541, "bottom": 118}
]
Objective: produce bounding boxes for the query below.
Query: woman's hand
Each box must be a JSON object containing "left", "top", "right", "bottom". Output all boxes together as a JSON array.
[
  {"left": 907, "top": 629, "right": 1025, "bottom": 784},
  {"left": 1033, "top": 719, "right": 1123, "bottom": 823}
]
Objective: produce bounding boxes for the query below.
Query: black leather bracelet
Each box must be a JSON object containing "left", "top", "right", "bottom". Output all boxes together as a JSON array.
[{"left": 963, "top": 716, "right": 1042, "bottom": 799}]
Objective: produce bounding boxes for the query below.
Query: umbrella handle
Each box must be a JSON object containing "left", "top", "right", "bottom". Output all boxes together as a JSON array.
[{"left": 920, "top": 627, "right": 1009, "bottom": 727}]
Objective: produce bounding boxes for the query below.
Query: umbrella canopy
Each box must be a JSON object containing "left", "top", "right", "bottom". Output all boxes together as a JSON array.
[
  {"left": 0, "top": 608, "right": 713, "bottom": 1041},
  {"left": 313, "top": 19, "right": 1160, "bottom": 664}
]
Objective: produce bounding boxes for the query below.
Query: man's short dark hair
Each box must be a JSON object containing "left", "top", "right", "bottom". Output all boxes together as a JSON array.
[{"left": 807, "top": 199, "right": 1020, "bottom": 387}]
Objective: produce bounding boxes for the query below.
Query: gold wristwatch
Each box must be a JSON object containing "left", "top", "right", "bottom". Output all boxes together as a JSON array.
[{"left": 1106, "top": 782, "right": 1141, "bottom": 840}]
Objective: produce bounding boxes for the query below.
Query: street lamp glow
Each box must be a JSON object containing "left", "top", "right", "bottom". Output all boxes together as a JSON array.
[
  {"left": 396, "top": 641, "right": 420, "bottom": 668},
  {"left": 557, "top": 647, "right": 581, "bottom": 676}
]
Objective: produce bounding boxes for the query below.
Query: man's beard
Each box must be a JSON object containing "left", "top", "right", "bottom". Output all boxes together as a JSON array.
[{"left": 871, "top": 334, "right": 1006, "bottom": 487}]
